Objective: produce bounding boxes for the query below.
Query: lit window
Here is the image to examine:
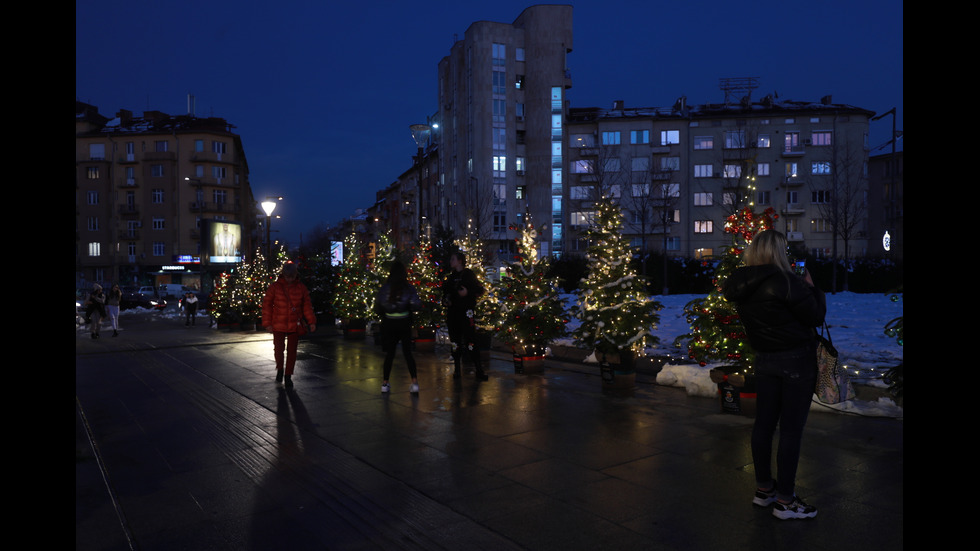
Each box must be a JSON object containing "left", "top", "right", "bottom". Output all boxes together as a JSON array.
[
  {"left": 694, "top": 220, "right": 713, "bottom": 233},
  {"left": 601, "top": 131, "right": 621, "bottom": 145},
  {"left": 694, "top": 136, "right": 713, "bottom": 150},
  {"left": 660, "top": 130, "right": 679, "bottom": 145}
]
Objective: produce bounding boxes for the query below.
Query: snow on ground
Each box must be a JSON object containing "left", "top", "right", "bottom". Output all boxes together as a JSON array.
[
  {"left": 557, "top": 292, "right": 904, "bottom": 419},
  {"left": 94, "top": 292, "right": 904, "bottom": 418}
]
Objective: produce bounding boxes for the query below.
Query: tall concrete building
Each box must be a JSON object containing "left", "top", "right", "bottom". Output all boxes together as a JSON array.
[
  {"left": 432, "top": 4, "right": 573, "bottom": 258},
  {"left": 75, "top": 101, "right": 257, "bottom": 292}
]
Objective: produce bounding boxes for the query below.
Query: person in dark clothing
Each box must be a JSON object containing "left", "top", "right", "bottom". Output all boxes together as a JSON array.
[
  {"left": 376, "top": 260, "right": 423, "bottom": 394},
  {"left": 183, "top": 292, "right": 199, "bottom": 326},
  {"left": 723, "top": 229, "right": 826, "bottom": 520},
  {"left": 441, "top": 252, "right": 488, "bottom": 381},
  {"left": 86, "top": 285, "right": 107, "bottom": 340}
]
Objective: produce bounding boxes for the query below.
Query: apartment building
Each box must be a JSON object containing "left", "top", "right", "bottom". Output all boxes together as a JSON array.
[
  {"left": 75, "top": 101, "right": 256, "bottom": 291},
  {"left": 431, "top": 4, "right": 573, "bottom": 258},
  {"left": 566, "top": 95, "right": 876, "bottom": 259}
]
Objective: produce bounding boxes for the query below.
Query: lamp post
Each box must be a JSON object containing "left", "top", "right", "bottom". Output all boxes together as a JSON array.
[
  {"left": 410, "top": 123, "right": 431, "bottom": 237},
  {"left": 260, "top": 196, "right": 281, "bottom": 263}
]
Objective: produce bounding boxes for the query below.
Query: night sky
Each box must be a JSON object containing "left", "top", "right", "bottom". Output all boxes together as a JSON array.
[{"left": 76, "top": 0, "right": 903, "bottom": 247}]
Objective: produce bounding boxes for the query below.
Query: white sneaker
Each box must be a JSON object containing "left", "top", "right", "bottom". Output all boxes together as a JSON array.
[
  {"left": 381, "top": 383, "right": 390, "bottom": 393},
  {"left": 409, "top": 383, "right": 419, "bottom": 394}
]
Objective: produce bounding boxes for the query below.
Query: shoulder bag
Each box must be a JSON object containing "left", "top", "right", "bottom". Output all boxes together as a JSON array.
[{"left": 815, "top": 324, "right": 855, "bottom": 404}]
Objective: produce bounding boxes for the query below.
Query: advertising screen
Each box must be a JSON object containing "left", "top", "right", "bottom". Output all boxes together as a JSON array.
[{"left": 204, "top": 220, "right": 243, "bottom": 264}]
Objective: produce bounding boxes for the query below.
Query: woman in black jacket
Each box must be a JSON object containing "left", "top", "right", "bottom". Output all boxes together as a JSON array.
[
  {"left": 376, "top": 261, "right": 423, "bottom": 394},
  {"left": 723, "top": 230, "right": 826, "bottom": 520}
]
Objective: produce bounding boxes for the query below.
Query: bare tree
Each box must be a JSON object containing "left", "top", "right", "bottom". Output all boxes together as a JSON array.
[
  {"left": 814, "top": 134, "right": 868, "bottom": 292},
  {"left": 623, "top": 156, "right": 681, "bottom": 292}
]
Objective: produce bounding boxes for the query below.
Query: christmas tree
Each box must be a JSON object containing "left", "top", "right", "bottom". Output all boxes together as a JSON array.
[
  {"left": 227, "top": 248, "right": 282, "bottom": 325},
  {"left": 408, "top": 233, "right": 443, "bottom": 331},
  {"left": 675, "top": 205, "right": 778, "bottom": 370},
  {"left": 210, "top": 271, "right": 235, "bottom": 324},
  {"left": 571, "top": 195, "right": 662, "bottom": 359},
  {"left": 332, "top": 232, "right": 374, "bottom": 323},
  {"left": 367, "top": 230, "right": 396, "bottom": 322},
  {"left": 453, "top": 230, "right": 499, "bottom": 332},
  {"left": 495, "top": 218, "right": 567, "bottom": 355}
]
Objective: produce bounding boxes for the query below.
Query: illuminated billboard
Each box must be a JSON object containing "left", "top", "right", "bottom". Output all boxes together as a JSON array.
[{"left": 204, "top": 220, "right": 243, "bottom": 264}]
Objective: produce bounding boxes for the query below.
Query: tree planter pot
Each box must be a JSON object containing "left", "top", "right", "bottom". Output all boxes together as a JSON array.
[
  {"left": 709, "top": 365, "right": 757, "bottom": 417},
  {"left": 599, "top": 349, "right": 636, "bottom": 390},
  {"left": 512, "top": 343, "right": 547, "bottom": 374},
  {"left": 344, "top": 318, "right": 367, "bottom": 340},
  {"left": 413, "top": 326, "right": 436, "bottom": 352}
]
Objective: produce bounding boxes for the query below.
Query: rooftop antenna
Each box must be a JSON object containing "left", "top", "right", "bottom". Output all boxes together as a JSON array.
[{"left": 719, "top": 77, "right": 760, "bottom": 104}]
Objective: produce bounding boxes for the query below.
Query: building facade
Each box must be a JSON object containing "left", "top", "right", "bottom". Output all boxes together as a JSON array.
[
  {"left": 75, "top": 101, "right": 257, "bottom": 292},
  {"left": 432, "top": 4, "right": 573, "bottom": 259},
  {"left": 566, "top": 95, "right": 876, "bottom": 259}
]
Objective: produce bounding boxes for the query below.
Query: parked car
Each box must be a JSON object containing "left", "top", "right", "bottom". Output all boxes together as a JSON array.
[
  {"left": 120, "top": 286, "right": 167, "bottom": 310},
  {"left": 159, "top": 284, "right": 194, "bottom": 300},
  {"left": 137, "top": 286, "right": 157, "bottom": 298}
]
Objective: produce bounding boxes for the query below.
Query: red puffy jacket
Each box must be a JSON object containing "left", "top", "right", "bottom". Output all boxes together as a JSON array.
[{"left": 261, "top": 277, "right": 316, "bottom": 333}]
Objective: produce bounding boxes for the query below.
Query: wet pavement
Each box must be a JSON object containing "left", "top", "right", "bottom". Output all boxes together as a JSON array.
[{"left": 76, "top": 314, "right": 903, "bottom": 550}]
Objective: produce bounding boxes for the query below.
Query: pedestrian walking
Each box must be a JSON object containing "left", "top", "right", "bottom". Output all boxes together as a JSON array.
[
  {"left": 261, "top": 262, "right": 316, "bottom": 388},
  {"left": 376, "top": 260, "right": 422, "bottom": 394},
  {"left": 86, "top": 284, "right": 106, "bottom": 340},
  {"left": 183, "top": 292, "right": 199, "bottom": 326},
  {"left": 106, "top": 284, "right": 122, "bottom": 337},
  {"left": 441, "top": 251, "right": 488, "bottom": 381},
  {"left": 723, "top": 229, "right": 826, "bottom": 520}
]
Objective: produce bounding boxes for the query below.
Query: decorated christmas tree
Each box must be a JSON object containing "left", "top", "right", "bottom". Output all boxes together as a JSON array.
[
  {"left": 495, "top": 218, "right": 567, "bottom": 355},
  {"left": 210, "top": 271, "right": 236, "bottom": 325},
  {"left": 332, "top": 232, "right": 374, "bottom": 324},
  {"left": 367, "top": 230, "right": 396, "bottom": 322},
  {"left": 408, "top": 233, "right": 442, "bottom": 331},
  {"left": 571, "top": 195, "right": 662, "bottom": 360},
  {"left": 675, "top": 205, "right": 779, "bottom": 370},
  {"left": 236, "top": 248, "right": 282, "bottom": 325},
  {"left": 453, "top": 230, "right": 499, "bottom": 332}
]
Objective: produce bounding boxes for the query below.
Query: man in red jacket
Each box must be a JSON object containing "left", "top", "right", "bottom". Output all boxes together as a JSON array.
[{"left": 262, "top": 262, "right": 316, "bottom": 388}]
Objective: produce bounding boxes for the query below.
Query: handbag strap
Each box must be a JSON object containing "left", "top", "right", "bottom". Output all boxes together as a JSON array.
[{"left": 819, "top": 323, "right": 832, "bottom": 344}]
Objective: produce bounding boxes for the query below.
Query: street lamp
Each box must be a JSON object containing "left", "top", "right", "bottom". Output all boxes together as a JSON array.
[
  {"left": 261, "top": 196, "right": 282, "bottom": 262},
  {"left": 410, "top": 123, "right": 431, "bottom": 237}
]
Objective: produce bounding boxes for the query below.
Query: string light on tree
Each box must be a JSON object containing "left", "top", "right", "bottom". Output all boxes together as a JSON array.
[
  {"left": 495, "top": 215, "right": 567, "bottom": 355},
  {"left": 676, "top": 205, "right": 779, "bottom": 372},
  {"left": 571, "top": 195, "right": 662, "bottom": 359}
]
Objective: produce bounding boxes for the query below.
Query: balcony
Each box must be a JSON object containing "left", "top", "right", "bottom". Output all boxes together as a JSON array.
[
  {"left": 120, "top": 230, "right": 141, "bottom": 240},
  {"left": 782, "top": 204, "right": 806, "bottom": 215},
  {"left": 782, "top": 144, "right": 806, "bottom": 157},
  {"left": 787, "top": 231, "right": 804, "bottom": 242},
  {"left": 118, "top": 204, "right": 140, "bottom": 217},
  {"left": 118, "top": 177, "right": 139, "bottom": 188},
  {"left": 783, "top": 175, "right": 805, "bottom": 187}
]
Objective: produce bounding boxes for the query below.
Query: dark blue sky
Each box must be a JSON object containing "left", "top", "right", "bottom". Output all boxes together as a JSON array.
[{"left": 76, "top": 0, "right": 903, "bottom": 247}]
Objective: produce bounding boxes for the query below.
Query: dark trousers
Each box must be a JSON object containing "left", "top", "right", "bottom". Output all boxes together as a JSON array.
[
  {"left": 273, "top": 331, "right": 300, "bottom": 375},
  {"left": 751, "top": 344, "right": 817, "bottom": 500},
  {"left": 382, "top": 317, "right": 417, "bottom": 380},
  {"left": 446, "top": 310, "right": 483, "bottom": 373}
]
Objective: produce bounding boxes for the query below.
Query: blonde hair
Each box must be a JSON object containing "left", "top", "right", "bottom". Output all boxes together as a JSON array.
[{"left": 742, "top": 229, "right": 793, "bottom": 273}]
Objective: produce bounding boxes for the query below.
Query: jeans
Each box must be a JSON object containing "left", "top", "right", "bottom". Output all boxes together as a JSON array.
[
  {"left": 751, "top": 343, "right": 817, "bottom": 500},
  {"left": 273, "top": 331, "right": 300, "bottom": 375},
  {"left": 446, "top": 309, "right": 483, "bottom": 373},
  {"left": 382, "top": 317, "right": 417, "bottom": 381}
]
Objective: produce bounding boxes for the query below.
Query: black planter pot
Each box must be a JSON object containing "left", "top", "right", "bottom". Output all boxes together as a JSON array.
[
  {"left": 599, "top": 349, "right": 636, "bottom": 390},
  {"left": 709, "top": 365, "right": 757, "bottom": 416}
]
